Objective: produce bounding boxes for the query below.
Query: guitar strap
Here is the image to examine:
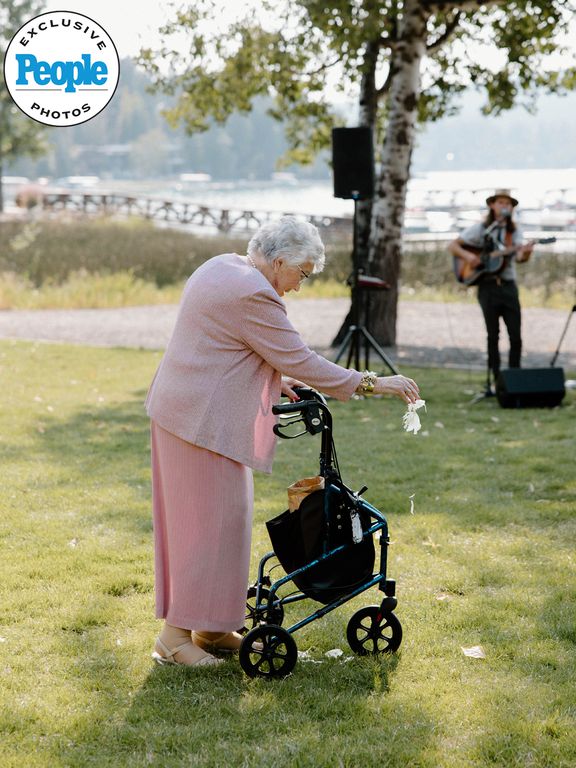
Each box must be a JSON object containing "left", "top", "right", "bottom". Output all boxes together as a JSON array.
[
  {"left": 492, "top": 225, "right": 512, "bottom": 248},
  {"left": 485, "top": 223, "right": 510, "bottom": 250}
]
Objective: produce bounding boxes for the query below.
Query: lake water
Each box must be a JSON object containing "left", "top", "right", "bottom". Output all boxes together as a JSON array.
[
  {"left": 159, "top": 167, "right": 576, "bottom": 234},
  {"left": 6, "top": 166, "right": 576, "bottom": 236},
  {"left": 162, "top": 167, "right": 576, "bottom": 215}
]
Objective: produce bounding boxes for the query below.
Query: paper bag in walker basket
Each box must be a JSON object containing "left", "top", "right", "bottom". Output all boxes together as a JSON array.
[{"left": 287, "top": 476, "right": 325, "bottom": 512}]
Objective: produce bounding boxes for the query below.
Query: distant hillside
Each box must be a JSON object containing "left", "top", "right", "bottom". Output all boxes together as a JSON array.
[
  {"left": 413, "top": 90, "right": 576, "bottom": 171},
  {"left": 6, "top": 57, "right": 576, "bottom": 181}
]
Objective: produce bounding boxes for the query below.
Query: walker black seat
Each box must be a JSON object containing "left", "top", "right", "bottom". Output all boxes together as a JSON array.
[{"left": 266, "top": 479, "right": 375, "bottom": 604}]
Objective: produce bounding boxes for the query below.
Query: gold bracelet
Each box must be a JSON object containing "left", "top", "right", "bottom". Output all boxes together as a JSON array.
[{"left": 358, "top": 370, "right": 377, "bottom": 396}]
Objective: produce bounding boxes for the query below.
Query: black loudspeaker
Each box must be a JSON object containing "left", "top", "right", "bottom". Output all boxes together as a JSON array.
[
  {"left": 332, "top": 127, "right": 374, "bottom": 200},
  {"left": 496, "top": 368, "right": 566, "bottom": 408}
]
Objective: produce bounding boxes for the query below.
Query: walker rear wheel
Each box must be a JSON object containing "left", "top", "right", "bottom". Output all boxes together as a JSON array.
[
  {"left": 243, "top": 586, "right": 284, "bottom": 632},
  {"left": 347, "top": 606, "right": 402, "bottom": 655},
  {"left": 239, "top": 625, "right": 297, "bottom": 679}
]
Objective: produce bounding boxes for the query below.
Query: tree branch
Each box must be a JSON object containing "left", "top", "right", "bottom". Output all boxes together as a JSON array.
[
  {"left": 426, "top": 12, "right": 462, "bottom": 54},
  {"left": 306, "top": 55, "right": 343, "bottom": 78},
  {"left": 422, "top": 0, "right": 506, "bottom": 10}
]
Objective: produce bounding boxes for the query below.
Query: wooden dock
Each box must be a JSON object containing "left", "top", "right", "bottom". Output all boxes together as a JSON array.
[
  {"left": 39, "top": 189, "right": 351, "bottom": 237},
  {"left": 26, "top": 187, "right": 576, "bottom": 243}
]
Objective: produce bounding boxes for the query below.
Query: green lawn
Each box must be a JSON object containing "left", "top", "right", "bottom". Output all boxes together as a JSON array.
[{"left": 1, "top": 340, "right": 574, "bottom": 767}]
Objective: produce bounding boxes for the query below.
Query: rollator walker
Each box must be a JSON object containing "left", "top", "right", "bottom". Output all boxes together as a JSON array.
[{"left": 239, "top": 387, "right": 403, "bottom": 678}]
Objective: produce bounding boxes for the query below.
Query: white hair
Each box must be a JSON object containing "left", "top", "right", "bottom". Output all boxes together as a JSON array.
[{"left": 247, "top": 216, "right": 325, "bottom": 273}]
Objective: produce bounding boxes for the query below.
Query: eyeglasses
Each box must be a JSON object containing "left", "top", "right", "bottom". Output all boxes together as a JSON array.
[{"left": 297, "top": 266, "right": 311, "bottom": 282}]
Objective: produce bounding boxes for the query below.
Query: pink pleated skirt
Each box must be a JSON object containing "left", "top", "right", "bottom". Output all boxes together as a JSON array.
[{"left": 150, "top": 421, "right": 254, "bottom": 632}]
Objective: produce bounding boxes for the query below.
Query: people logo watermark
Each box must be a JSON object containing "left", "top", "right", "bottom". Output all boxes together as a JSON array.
[{"left": 3, "top": 10, "right": 120, "bottom": 127}]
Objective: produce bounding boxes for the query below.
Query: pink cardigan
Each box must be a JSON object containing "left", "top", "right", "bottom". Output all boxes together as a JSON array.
[{"left": 145, "top": 253, "right": 362, "bottom": 473}]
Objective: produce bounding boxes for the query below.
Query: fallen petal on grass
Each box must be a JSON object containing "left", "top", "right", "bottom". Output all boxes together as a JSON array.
[{"left": 461, "top": 645, "right": 486, "bottom": 659}]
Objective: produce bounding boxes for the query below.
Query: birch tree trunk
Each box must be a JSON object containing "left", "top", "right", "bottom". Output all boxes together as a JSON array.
[
  {"left": 0, "top": 115, "right": 4, "bottom": 214},
  {"left": 368, "top": 0, "right": 428, "bottom": 347}
]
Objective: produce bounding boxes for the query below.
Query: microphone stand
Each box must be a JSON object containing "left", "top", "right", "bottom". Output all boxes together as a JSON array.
[
  {"left": 470, "top": 365, "right": 496, "bottom": 404},
  {"left": 550, "top": 304, "right": 576, "bottom": 368}
]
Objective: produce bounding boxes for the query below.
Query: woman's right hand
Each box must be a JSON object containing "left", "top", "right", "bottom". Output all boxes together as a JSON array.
[
  {"left": 374, "top": 375, "right": 420, "bottom": 404},
  {"left": 466, "top": 252, "right": 482, "bottom": 268}
]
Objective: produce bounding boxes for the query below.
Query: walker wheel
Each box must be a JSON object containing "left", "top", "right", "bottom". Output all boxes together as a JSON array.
[
  {"left": 347, "top": 606, "right": 402, "bottom": 655},
  {"left": 239, "top": 625, "right": 297, "bottom": 679},
  {"left": 242, "top": 586, "right": 284, "bottom": 633}
]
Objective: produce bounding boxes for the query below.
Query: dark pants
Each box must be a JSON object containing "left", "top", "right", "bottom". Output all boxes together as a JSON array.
[{"left": 477, "top": 279, "right": 522, "bottom": 382}]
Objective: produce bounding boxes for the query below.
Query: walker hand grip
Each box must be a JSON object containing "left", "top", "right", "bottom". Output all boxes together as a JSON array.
[{"left": 272, "top": 401, "right": 308, "bottom": 416}]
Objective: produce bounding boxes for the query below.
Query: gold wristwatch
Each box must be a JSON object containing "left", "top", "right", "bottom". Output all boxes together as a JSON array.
[{"left": 358, "top": 370, "right": 377, "bottom": 396}]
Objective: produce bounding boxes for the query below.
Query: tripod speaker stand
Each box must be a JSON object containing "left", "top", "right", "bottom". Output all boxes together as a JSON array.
[
  {"left": 332, "top": 197, "right": 399, "bottom": 374},
  {"left": 331, "top": 127, "right": 398, "bottom": 375}
]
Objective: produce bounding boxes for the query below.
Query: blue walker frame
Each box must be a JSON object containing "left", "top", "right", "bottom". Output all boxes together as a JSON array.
[{"left": 239, "top": 388, "right": 403, "bottom": 678}]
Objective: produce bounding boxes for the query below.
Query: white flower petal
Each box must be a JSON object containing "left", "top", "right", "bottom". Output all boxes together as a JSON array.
[
  {"left": 461, "top": 645, "right": 486, "bottom": 659},
  {"left": 402, "top": 399, "right": 426, "bottom": 435},
  {"left": 402, "top": 410, "right": 421, "bottom": 434}
]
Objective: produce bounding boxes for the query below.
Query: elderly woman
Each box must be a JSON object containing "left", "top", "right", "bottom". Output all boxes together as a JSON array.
[{"left": 146, "top": 216, "right": 420, "bottom": 667}]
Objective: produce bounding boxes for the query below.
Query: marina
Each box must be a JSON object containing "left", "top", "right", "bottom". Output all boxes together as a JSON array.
[{"left": 4, "top": 169, "right": 576, "bottom": 243}]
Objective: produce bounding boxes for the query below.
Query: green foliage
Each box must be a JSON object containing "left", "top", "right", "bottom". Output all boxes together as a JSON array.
[
  {"left": 7, "top": 57, "right": 309, "bottom": 182},
  {"left": 0, "top": 216, "right": 352, "bottom": 292},
  {"left": 457, "top": 1, "right": 576, "bottom": 114},
  {"left": 0, "top": 1, "right": 49, "bottom": 209},
  {"left": 137, "top": 0, "right": 358, "bottom": 164},
  {"left": 139, "top": 0, "right": 576, "bottom": 163},
  {"left": 0, "top": 269, "right": 187, "bottom": 310},
  {"left": 0, "top": 218, "right": 248, "bottom": 287},
  {"left": 0, "top": 342, "right": 575, "bottom": 766},
  {"left": 0, "top": 217, "right": 573, "bottom": 309}
]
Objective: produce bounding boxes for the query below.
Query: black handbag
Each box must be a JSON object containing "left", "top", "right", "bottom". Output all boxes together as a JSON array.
[{"left": 266, "top": 479, "right": 375, "bottom": 604}]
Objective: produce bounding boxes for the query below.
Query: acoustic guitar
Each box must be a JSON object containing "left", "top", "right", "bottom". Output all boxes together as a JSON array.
[{"left": 453, "top": 237, "right": 556, "bottom": 286}]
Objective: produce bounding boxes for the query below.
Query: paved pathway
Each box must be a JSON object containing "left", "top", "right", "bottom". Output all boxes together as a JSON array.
[{"left": 0, "top": 298, "right": 574, "bottom": 371}]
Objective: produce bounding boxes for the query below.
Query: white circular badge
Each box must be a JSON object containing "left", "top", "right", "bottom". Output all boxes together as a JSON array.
[{"left": 3, "top": 11, "right": 120, "bottom": 127}]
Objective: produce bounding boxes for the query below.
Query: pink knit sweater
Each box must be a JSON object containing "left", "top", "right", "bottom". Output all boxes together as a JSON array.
[{"left": 145, "top": 253, "right": 362, "bottom": 473}]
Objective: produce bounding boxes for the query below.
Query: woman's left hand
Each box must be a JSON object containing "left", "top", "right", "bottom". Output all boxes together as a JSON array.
[
  {"left": 281, "top": 376, "right": 307, "bottom": 401},
  {"left": 516, "top": 242, "right": 534, "bottom": 263}
]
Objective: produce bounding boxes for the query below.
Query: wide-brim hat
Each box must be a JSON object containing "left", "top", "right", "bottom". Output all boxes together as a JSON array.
[{"left": 486, "top": 188, "right": 519, "bottom": 207}]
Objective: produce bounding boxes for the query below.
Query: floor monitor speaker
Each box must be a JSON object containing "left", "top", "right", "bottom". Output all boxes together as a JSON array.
[{"left": 496, "top": 367, "right": 566, "bottom": 408}]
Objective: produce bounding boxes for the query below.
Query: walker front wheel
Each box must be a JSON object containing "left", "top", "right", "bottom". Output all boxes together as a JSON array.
[
  {"left": 347, "top": 606, "right": 402, "bottom": 655},
  {"left": 239, "top": 625, "right": 297, "bottom": 679}
]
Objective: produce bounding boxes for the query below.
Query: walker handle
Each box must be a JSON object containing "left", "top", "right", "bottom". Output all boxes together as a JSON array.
[
  {"left": 272, "top": 401, "right": 308, "bottom": 416},
  {"left": 273, "top": 386, "right": 327, "bottom": 416}
]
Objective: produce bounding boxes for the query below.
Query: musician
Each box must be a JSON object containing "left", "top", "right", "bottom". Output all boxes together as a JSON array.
[{"left": 448, "top": 189, "right": 534, "bottom": 388}]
